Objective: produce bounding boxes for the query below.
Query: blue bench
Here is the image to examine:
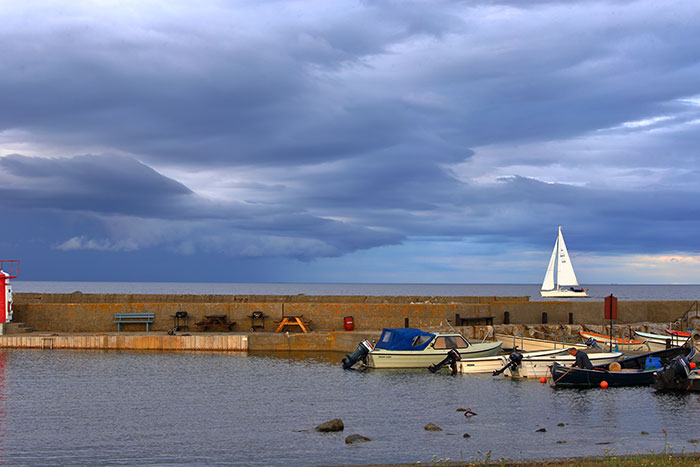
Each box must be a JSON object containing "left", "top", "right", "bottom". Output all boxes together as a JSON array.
[{"left": 114, "top": 312, "right": 155, "bottom": 332}]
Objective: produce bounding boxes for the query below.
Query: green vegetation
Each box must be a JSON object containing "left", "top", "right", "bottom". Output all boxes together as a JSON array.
[{"left": 418, "top": 452, "right": 700, "bottom": 467}]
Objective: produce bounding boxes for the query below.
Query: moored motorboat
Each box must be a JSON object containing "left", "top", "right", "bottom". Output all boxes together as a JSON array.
[
  {"left": 504, "top": 350, "right": 622, "bottom": 379},
  {"left": 456, "top": 348, "right": 567, "bottom": 374},
  {"left": 343, "top": 327, "right": 502, "bottom": 369},
  {"left": 579, "top": 330, "right": 649, "bottom": 352},
  {"left": 550, "top": 345, "right": 696, "bottom": 388}
]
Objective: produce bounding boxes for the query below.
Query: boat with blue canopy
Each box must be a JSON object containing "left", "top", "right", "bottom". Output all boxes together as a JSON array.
[{"left": 356, "top": 328, "right": 502, "bottom": 369}]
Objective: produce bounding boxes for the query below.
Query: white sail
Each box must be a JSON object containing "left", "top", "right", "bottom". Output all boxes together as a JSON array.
[
  {"left": 555, "top": 227, "right": 579, "bottom": 287},
  {"left": 541, "top": 239, "right": 557, "bottom": 291},
  {"left": 540, "top": 226, "right": 586, "bottom": 297}
]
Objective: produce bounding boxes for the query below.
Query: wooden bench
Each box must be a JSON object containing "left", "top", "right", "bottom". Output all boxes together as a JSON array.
[
  {"left": 114, "top": 312, "right": 155, "bottom": 332},
  {"left": 195, "top": 315, "right": 236, "bottom": 332}
]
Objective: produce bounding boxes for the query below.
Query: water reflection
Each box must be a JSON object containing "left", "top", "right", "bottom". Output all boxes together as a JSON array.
[
  {"left": 0, "top": 351, "right": 5, "bottom": 462},
  {"left": 248, "top": 350, "right": 344, "bottom": 365},
  {"left": 1, "top": 349, "right": 699, "bottom": 466}
]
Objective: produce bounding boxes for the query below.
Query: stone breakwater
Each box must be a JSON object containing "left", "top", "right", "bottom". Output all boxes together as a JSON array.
[
  {"left": 10, "top": 292, "right": 698, "bottom": 334},
  {"left": 3, "top": 292, "right": 699, "bottom": 352}
]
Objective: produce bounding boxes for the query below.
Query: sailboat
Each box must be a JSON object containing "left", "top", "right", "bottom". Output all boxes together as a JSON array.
[{"left": 540, "top": 226, "right": 587, "bottom": 298}]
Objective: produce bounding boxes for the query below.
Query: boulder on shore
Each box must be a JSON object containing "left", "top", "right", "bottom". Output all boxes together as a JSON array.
[{"left": 315, "top": 419, "right": 344, "bottom": 432}]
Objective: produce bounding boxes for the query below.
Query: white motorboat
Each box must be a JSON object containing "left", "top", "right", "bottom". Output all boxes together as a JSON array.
[
  {"left": 504, "top": 350, "right": 623, "bottom": 378},
  {"left": 343, "top": 328, "right": 502, "bottom": 369},
  {"left": 540, "top": 226, "right": 587, "bottom": 298},
  {"left": 456, "top": 348, "right": 568, "bottom": 374}
]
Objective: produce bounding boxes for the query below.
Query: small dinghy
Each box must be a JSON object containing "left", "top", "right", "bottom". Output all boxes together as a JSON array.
[
  {"left": 579, "top": 330, "right": 649, "bottom": 352},
  {"left": 633, "top": 330, "right": 688, "bottom": 351},
  {"left": 666, "top": 329, "right": 690, "bottom": 338},
  {"left": 495, "top": 333, "right": 588, "bottom": 352},
  {"left": 551, "top": 345, "right": 696, "bottom": 388}
]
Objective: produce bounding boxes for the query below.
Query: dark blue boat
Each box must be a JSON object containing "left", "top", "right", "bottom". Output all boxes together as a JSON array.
[{"left": 551, "top": 345, "right": 696, "bottom": 388}]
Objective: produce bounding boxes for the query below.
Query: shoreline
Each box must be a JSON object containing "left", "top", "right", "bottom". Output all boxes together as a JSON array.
[{"left": 313, "top": 452, "right": 700, "bottom": 466}]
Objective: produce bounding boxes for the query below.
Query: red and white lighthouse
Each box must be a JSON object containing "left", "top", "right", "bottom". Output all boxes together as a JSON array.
[{"left": 0, "top": 260, "right": 19, "bottom": 324}]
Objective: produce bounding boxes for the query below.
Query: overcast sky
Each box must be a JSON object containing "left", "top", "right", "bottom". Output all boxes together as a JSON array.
[{"left": 2, "top": 0, "right": 700, "bottom": 283}]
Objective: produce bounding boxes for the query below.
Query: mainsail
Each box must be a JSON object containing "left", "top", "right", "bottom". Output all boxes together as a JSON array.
[{"left": 555, "top": 227, "right": 579, "bottom": 287}]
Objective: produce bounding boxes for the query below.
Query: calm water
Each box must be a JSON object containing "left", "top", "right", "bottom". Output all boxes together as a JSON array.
[
  {"left": 11, "top": 281, "right": 700, "bottom": 301},
  {"left": 1, "top": 349, "right": 699, "bottom": 466}
]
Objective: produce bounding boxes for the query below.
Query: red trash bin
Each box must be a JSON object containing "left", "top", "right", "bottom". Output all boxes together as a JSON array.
[{"left": 344, "top": 316, "right": 354, "bottom": 331}]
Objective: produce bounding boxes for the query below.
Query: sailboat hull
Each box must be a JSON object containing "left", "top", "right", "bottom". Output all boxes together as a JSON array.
[{"left": 540, "top": 289, "right": 588, "bottom": 298}]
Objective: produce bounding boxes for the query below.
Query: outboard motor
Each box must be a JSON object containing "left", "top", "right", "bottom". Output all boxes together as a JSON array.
[
  {"left": 428, "top": 349, "right": 461, "bottom": 374},
  {"left": 342, "top": 339, "right": 374, "bottom": 370},
  {"left": 585, "top": 338, "right": 600, "bottom": 349},
  {"left": 493, "top": 351, "right": 523, "bottom": 376},
  {"left": 670, "top": 355, "right": 691, "bottom": 380},
  {"left": 653, "top": 355, "right": 691, "bottom": 389}
]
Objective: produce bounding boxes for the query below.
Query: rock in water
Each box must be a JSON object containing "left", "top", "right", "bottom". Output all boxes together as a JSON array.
[
  {"left": 345, "top": 434, "right": 371, "bottom": 444},
  {"left": 315, "top": 419, "right": 344, "bottom": 432},
  {"left": 424, "top": 423, "right": 442, "bottom": 431}
]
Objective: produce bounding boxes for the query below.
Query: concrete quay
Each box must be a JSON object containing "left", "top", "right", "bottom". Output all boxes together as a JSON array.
[{"left": 0, "top": 330, "right": 382, "bottom": 353}]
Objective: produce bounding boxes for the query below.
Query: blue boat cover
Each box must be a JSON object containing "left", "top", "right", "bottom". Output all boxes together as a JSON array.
[
  {"left": 374, "top": 328, "right": 435, "bottom": 351},
  {"left": 645, "top": 356, "right": 662, "bottom": 369}
]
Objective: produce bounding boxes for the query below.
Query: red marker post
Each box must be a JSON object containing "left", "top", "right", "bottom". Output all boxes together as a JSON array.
[{"left": 604, "top": 294, "right": 618, "bottom": 352}]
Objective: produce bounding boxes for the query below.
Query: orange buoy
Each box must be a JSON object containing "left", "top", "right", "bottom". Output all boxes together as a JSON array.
[
  {"left": 690, "top": 362, "right": 697, "bottom": 370},
  {"left": 600, "top": 380, "right": 608, "bottom": 389},
  {"left": 539, "top": 376, "right": 547, "bottom": 384}
]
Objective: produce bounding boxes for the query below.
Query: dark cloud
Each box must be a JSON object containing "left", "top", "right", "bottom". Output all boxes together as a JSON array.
[
  {"left": 6, "top": 1, "right": 697, "bottom": 168},
  {"left": 0, "top": 154, "right": 402, "bottom": 261},
  {"left": 0, "top": 154, "right": 191, "bottom": 217},
  {"left": 1, "top": 1, "right": 700, "bottom": 281}
]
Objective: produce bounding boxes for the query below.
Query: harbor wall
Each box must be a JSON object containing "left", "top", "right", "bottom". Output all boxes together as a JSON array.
[{"left": 10, "top": 293, "right": 697, "bottom": 333}]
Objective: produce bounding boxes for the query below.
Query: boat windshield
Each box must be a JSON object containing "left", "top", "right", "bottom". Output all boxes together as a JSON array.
[
  {"left": 411, "top": 335, "right": 433, "bottom": 347},
  {"left": 433, "top": 335, "right": 469, "bottom": 350}
]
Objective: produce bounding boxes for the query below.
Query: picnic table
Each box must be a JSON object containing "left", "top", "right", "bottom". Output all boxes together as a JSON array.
[
  {"left": 196, "top": 315, "right": 236, "bottom": 332},
  {"left": 274, "top": 315, "right": 311, "bottom": 333}
]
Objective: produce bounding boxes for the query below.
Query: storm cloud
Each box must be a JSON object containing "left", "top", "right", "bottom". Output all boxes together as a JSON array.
[{"left": 1, "top": 0, "right": 700, "bottom": 282}]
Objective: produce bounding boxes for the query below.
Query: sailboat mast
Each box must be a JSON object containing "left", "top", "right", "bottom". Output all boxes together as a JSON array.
[{"left": 555, "top": 226, "right": 561, "bottom": 288}]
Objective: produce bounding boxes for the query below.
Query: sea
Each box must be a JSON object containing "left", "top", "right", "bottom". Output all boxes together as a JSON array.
[
  {"left": 2, "top": 282, "right": 700, "bottom": 466},
  {"left": 11, "top": 281, "right": 700, "bottom": 301}
]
